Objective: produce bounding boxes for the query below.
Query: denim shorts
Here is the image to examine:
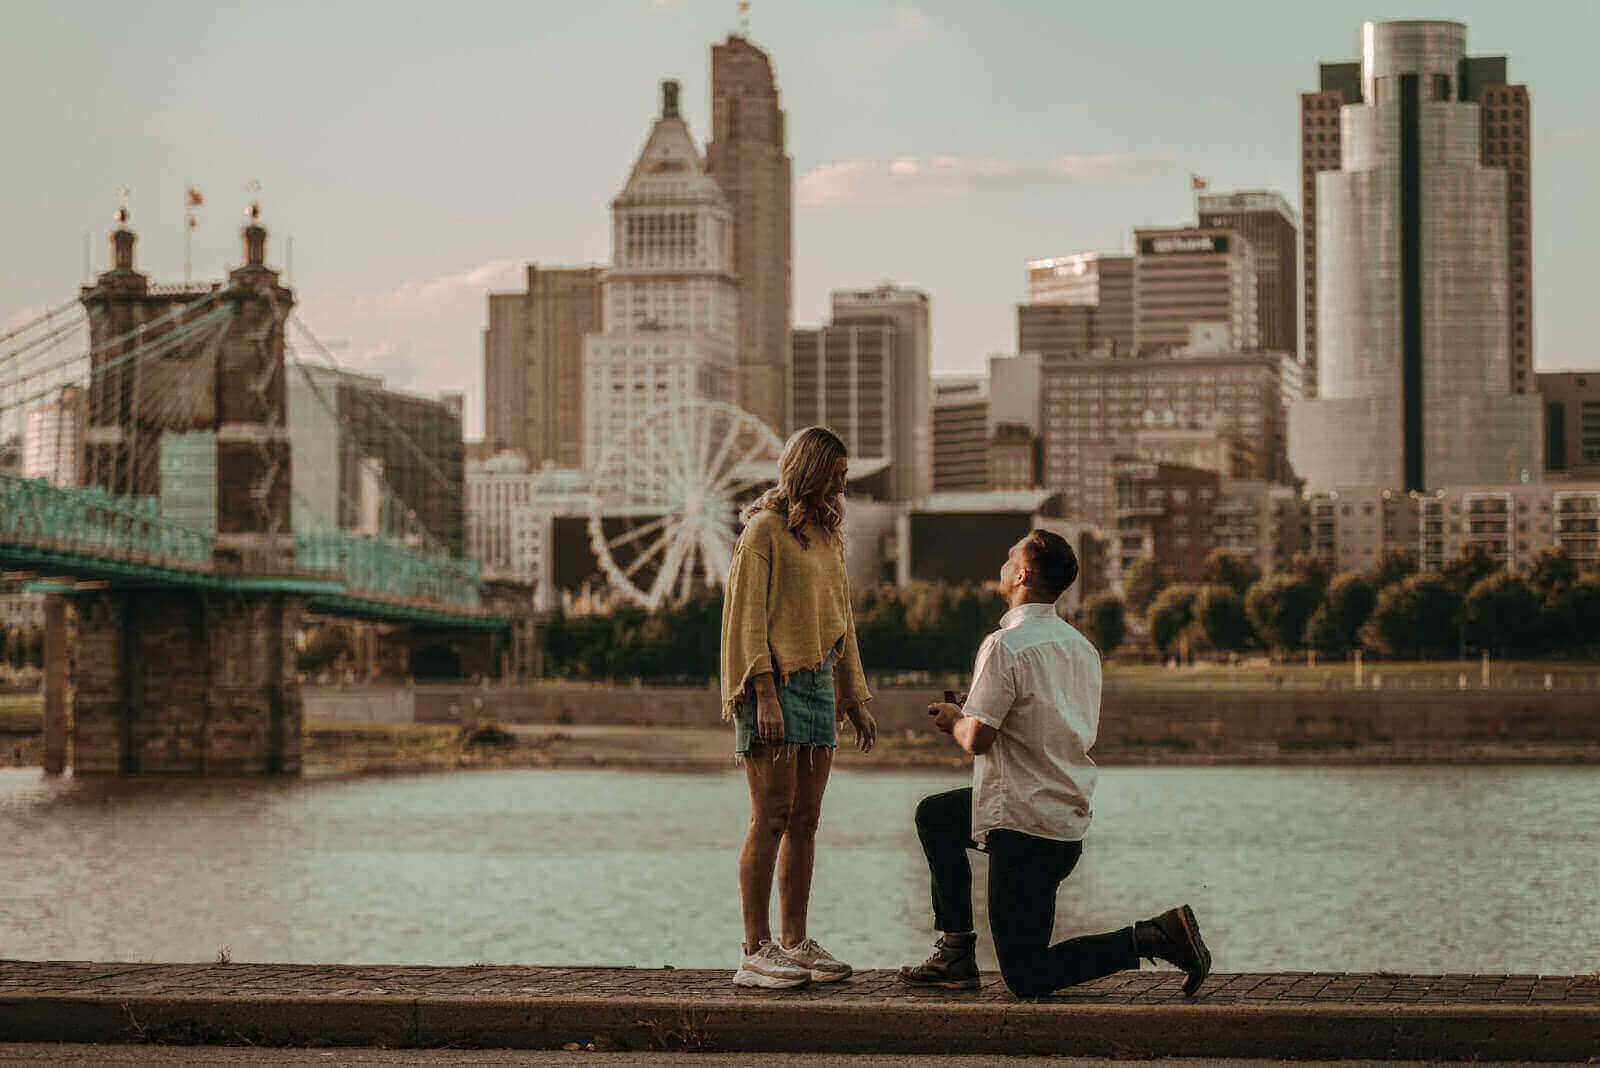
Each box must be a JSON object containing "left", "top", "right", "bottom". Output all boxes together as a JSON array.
[{"left": 733, "top": 652, "right": 838, "bottom": 756}]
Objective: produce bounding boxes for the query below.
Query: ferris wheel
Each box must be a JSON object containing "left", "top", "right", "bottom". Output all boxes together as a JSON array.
[{"left": 588, "top": 398, "right": 783, "bottom": 610}]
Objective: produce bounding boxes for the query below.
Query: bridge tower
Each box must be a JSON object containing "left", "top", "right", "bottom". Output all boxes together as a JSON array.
[{"left": 58, "top": 207, "right": 305, "bottom": 775}]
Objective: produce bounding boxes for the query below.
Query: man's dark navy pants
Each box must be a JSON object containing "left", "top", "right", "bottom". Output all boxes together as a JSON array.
[{"left": 914, "top": 786, "right": 1138, "bottom": 997}]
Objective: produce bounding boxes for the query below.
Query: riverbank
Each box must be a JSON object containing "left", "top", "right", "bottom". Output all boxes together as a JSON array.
[
  {"left": 4, "top": 960, "right": 1597, "bottom": 1059},
  {"left": 10, "top": 715, "right": 1600, "bottom": 776}
]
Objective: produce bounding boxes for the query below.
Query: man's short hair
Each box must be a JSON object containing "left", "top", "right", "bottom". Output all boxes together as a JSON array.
[{"left": 1021, "top": 529, "right": 1078, "bottom": 601}]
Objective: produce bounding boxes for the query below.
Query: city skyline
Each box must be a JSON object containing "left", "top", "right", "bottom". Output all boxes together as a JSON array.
[{"left": 3, "top": 0, "right": 1596, "bottom": 441}]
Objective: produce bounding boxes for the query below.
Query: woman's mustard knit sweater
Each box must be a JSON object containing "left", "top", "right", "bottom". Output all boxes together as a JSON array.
[{"left": 719, "top": 510, "right": 871, "bottom": 721}]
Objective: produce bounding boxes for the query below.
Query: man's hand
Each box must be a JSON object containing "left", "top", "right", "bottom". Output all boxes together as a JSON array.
[{"left": 927, "top": 701, "right": 962, "bottom": 734}]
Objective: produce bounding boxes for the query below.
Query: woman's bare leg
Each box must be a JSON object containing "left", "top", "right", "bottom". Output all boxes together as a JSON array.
[
  {"left": 778, "top": 746, "right": 834, "bottom": 946},
  {"left": 739, "top": 748, "right": 796, "bottom": 951}
]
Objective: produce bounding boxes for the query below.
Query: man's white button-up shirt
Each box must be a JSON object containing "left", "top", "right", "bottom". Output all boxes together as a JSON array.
[{"left": 961, "top": 601, "right": 1101, "bottom": 845}]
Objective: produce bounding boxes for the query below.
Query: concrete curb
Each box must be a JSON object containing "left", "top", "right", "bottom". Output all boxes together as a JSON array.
[{"left": 4, "top": 990, "right": 1599, "bottom": 1060}]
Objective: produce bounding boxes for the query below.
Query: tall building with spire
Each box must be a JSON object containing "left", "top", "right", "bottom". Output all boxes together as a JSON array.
[
  {"left": 582, "top": 80, "right": 737, "bottom": 472},
  {"left": 1289, "top": 19, "right": 1542, "bottom": 492},
  {"left": 707, "top": 34, "right": 792, "bottom": 434}
]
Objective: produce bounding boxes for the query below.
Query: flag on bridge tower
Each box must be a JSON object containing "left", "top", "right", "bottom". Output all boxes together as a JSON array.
[
  {"left": 1190, "top": 174, "right": 1208, "bottom": 191},
  {"left": 186, "top": 186, "right": 204, "bottom": 207}
]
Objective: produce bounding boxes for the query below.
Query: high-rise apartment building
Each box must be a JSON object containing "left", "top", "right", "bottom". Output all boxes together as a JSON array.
[
  {"left": 1196, "top": 191, "right": 1298, "bottom": 354},
  {"left": 1017, "top": 303, "right": 1098, "bottom": 375},
  {"left": 790, "top": 320, "right": 895, "bottom": 463},
  {"left": 1043, "top": 351, "right": 1299, "bottom": 526},
  {"left": 1302, "top": 23, "right": 1531, "bottom": 397},
  {"left": 988, "top": 423, "right": 1038, "bottom": 491},
  {"left": 483, "top": 266, "right": 603, "bottom": 466},
  {"left": 830, "top": 284, "right": 932, "bottom": 501},
  {"left": 582, "top": 81, "right": 737, "bottom": 475},
  {"left": 1291, "top": 20, "right": 1542, "bottom": 493},
  {"left": 932, "top": 376, "right": 988, "bottom": 492},
  {"left": 1132, "top": 226, "right": 1259, "bottom": 356},
  {"left": 707, "top": 35, "right": 792, "bottom": 434}
]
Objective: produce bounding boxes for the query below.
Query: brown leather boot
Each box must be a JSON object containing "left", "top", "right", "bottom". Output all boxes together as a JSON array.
[
  {"left": 898, "top": 933, "right": 981, "bottom": 990},
  {"left": 1137, "top": 905, "right": 1212, "bottom": 996}
]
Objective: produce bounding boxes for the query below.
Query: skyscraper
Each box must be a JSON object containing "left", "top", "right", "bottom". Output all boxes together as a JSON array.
[
  {"left": 831, "top": 284, "right": 932, "bottom": 501},
  {"left": 1196, "top": 190, "right": 1299, "bottom": 354},
  {"left": 482, "top": 265, "right": 603, "bottom": 467},
  {"left": 932, "top": 376, "right": 988, "bottom": 492},
  {"left": 1132, "top": 225, "right": 1259, "bottom": 356},
  {"left": 1301, "top": 22, "right": 1532, "bottom": 397},
  {"left": 1019, "top": 253, "right": 1133, "bottom": 364},
  {"left": 1290, "top": 20, "right": 1542, "bottom": 492},
  {"left": 707, "top": 35, "right": 792, "bottom": 434},
  {"left": 582, "top": 80, "right": 737, "bottom": 473},
  {"left": 790, "top": 320, "right": 895, "bottom": 464}
]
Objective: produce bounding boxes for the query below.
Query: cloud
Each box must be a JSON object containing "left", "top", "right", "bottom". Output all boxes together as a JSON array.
[
  {"left": 295, "top": 258, "right": 530, "bottom": 438},
  {"left": 796, "top": 152, "right": 1165, "bottom": 208}
]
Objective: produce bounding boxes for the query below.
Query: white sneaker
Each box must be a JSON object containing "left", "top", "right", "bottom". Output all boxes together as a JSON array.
[
  {"left": 732, "top": 940, "right": 811, "bottom": 989},
  {"left": 781, "top": 937, "right": 852, "bottom": 982}
]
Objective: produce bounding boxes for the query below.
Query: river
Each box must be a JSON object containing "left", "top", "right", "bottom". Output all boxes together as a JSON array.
[{"left": 3, "top": 765, "right": 1596, "bottom": 975}]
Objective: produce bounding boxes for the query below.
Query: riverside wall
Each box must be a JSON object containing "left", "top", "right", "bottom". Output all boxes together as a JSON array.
[{"left": 302, "top": 681, "right": 1600, "bottom": 753}]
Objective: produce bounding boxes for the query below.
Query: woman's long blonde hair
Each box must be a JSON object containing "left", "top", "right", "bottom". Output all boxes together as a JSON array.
[{"left": 740, "top": 426, "right": 847, "bottom": 548}]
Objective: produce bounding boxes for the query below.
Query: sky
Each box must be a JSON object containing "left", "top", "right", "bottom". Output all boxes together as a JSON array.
[{"left": 2, "top": 0, "right": 1596, "bottom": 440}]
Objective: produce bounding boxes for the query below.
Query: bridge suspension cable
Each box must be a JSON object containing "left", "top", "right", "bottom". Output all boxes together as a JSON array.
[
  {"left": 0, "top": 304, "right": 235, "bottom": 419},
  {"left": 0, "top": 298, "right": 83, "bottom": 348}
]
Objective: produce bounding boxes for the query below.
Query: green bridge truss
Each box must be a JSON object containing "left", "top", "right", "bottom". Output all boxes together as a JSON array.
[{"left": 0, "top": 475, "right": 503, "bottom": 630}]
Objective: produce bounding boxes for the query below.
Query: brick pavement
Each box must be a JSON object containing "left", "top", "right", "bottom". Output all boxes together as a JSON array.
[{"left": 3, "top": 962, "right": 1598, "bottom": 1059}]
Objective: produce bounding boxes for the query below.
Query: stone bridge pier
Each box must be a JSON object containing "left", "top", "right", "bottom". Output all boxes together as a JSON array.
[{"left": 49, "top": 590, "right": 304, "bottom": 776}]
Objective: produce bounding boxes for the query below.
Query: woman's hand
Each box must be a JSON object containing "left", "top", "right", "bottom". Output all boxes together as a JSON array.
[
  {"left": 752, "top": 673, "right": 785, "bottom": 747},
  {"left": 842, "top": 701, "right": 876, "bottom": 754}
]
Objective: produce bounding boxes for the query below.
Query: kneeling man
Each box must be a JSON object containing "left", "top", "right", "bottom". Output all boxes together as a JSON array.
[{"left": 899, "top": 530, "right": 1211, "bottom": 998}]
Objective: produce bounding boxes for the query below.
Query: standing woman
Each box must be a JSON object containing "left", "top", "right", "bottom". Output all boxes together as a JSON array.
[{"left": 720, "top": 425, "right": 877, "bottom": 989}]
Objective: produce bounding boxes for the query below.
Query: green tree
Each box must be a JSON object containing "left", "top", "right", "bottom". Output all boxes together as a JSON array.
[
  {"left": 1244, "top": 575, "right": 1320, "bottom": 657},
  {"left": 1148, "top": 584, "right": 1199, "bottom": 657},
  {"left": 1460, "top": 573, "right": 1545, "bottom": 657},
  {"left": 1288, "top": 552, "right": 1334, "bottom": 597},
  {"left": 1195, "top": 585, "right": 1253, "bottom": 652},
  {"left": 1368, "top": 549, "right": 1418, "bottom": 592},
  {"left": 1360, "top": 574, "right": 1463, "bottom": 659},
  {"left": 1199, "top": 551, "right": 1260, "bottom": 600},
  {"left": 1552, "top": 579, "right": 1600, "bottom": 657},
  {"left": 1122, "top": 557, "right": 1168, "bottom": 617},
  {"left": 1081, "top": 595, "right": 1126, "bottom": 656},
  {"left": 1305, "top": 573, "right": 1378, "bottom": 655},
  {"left": 1440, "top": 543, "right": 1502, "bottom": 597},
  {"left": 1526, "top": 547, "right": 1578, "bottom": 599}
]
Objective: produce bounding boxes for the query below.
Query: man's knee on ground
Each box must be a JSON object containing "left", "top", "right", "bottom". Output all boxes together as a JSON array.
[
  {"left": 914, "top": 793, "right": 948, "bottom": 830},
  {"left": 997, "top": 946, "right": 1055, "bottom": 999}
]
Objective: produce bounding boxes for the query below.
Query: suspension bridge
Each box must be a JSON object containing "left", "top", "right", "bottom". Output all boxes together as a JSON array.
[{"left": 1, "top": 207, "right": 504, "bottom": 776}]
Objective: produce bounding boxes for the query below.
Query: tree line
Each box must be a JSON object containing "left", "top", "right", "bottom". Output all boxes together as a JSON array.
[
  {"left": 539, "top": 583, "right": 1009, "bottom": 683},
  {"left": 1082, "top": 546, "right": 1600, "bottom": 661},
  {"left": 533, "top": 545, "right": 1600, "bottom": 683}
]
